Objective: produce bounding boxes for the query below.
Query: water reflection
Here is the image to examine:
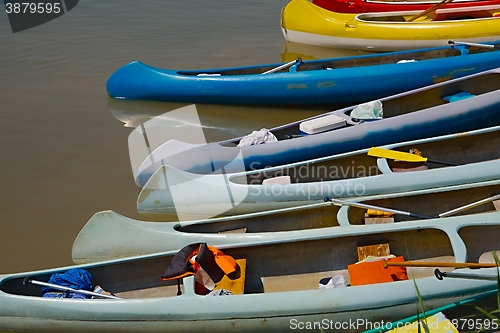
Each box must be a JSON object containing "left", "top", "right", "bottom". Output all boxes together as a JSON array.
[
  {"left": 108, "top": 98, "right": 329, "bottom": 142},
  {"left": 281, "top": 42, "right": 376, "bottom": 62}
]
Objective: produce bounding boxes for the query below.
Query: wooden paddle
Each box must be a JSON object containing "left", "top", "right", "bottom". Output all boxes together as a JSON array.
[
  {"left": 368, "top": 147, "right": 458, "bottom": 166},
  {"left": 382, "top": 259, "right": 499, "bottom": 269},
  {"left": 326, "top": 197, "right": 437, "bottom": 219},
  {"left": 407, "top": 0, "right": 454, "bottom": 22},
  {"left": 327, "top": 194, "right": 500, "bottom": 220}
]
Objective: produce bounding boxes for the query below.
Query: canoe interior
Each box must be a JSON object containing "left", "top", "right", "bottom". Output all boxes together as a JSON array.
[
  {"left": 358, "top": 7, "right": 500, "bottom": 21},
  {"left": 356, "top": 184, "right": 500, "bottom": 221},
  {"left": 221, "top": 72, "right": 500, "bottom": 146},
  {"left": 385, "top": 127, "right": 500, "bottom": 168},
  {"left": 233, "top": 153, "right": 382, "bottom": 184},
  {"left": 360, "top": 73, "right": 500, "bottom": 117},
  {"left": 230, "top": 123, "right": 500, "bottom": 185},
  {"left": 177, "top": 45, "right": 498, "bottom": 76},
  {"left": 460, "top": 225, "right": 500, "bottom": 262},
  {"left": 178, "top": 204, "right": 341, "bottom": 233},
  {"left": 176, "top": 183, "right": 500, "bottom": 234},
  {"left": 3, "top": 224, "right": 499, "bottom": 298}
]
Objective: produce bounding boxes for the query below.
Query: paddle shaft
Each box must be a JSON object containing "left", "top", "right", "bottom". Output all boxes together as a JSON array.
[
  {"left": 435, "top": 269, "right": 499, "bottom": 281},
  {"left": 382, "top": 259, "right": 499, "bottom": 269},
  {"left": 24, "top": 278, "right": 121, "bottom": 299},
  {"left": 439, "top": 194, "right": 500, "bottom": 217},
  {"left": 449, "top": 40, "right": 500, "bottom": 49},
  {"left": 262, "top": 58, "right": 301, "bottom": 74},
  {"left": 425, "top": 158, "right": 458, "bottom": 166},
  {"left": 326, "top": 197, "right": 436, "bottom": 219}
]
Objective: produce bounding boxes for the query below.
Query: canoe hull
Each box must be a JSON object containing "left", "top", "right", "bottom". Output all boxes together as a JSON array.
[
  {"left": 282, "top": 28, "right": 500, "bottom": 52},
  {"left": 138, "top": 161, "right": 500, "bottom": 216},
  {"left": 108, "top": 43, "right": 500, "bottom": 105},
  {"left": 281, "top": 0, "right": 500, "bottom": 51},
  {"left": 7, "top": 211, "right": 500, "bottom": 332},
  {"left": 138, "top": 123, "right": 500, "bottom": 216},
  {"left": 0, "top": 292, "right": 493, "bottom": 332}
]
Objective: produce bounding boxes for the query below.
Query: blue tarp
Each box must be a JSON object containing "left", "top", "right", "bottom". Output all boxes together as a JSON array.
[{"left": 42, "top": 268, "right": 93, "bottom": 296}]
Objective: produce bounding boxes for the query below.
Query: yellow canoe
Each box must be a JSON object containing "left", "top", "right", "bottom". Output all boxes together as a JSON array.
[{"left": 281, "top": 0, "right": 500, "bottom": 51}]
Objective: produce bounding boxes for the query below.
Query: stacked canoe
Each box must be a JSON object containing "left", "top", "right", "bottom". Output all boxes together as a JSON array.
[
  {"left": 107, "top": 41, "right": 500, "bottom": 106},
  {"left": 281, "top": 0, "right": 500, "bottom": 51},
  {"left": 4, "top": 12, "right": 500, "bottom": 332}
]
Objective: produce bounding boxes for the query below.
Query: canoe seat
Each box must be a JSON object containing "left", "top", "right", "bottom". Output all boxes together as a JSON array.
[
  {"left": 357, "top": 242, "right": 391, "bottom": 261},
  {"left": 442, "top": 91, "right": 476, "bottom": 103},
  {"left": 289, "top": 61, "right": 302, "bottom": 72},
  {"left": 262, "top": 175, "right": 291, "bottom": 185},
  {"left": 493, "top": 200, "right": 500, "bottom": 211},
  {"left": 218, "top": 227, "right": 247, "bottom": 234},
  {"left": 213, "top": 258, "right": 246, "bottom": 295},
  {"left": 479, "top": 250, "right": 500, "bottom": 263},
  {"left": 299, "top": 114, "right": 347, "bottom": 135}
]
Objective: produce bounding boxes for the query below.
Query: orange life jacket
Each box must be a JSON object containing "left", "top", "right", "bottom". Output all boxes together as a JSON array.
[{"left": 161, "top": 242, "right": 237, "bottom": 283}]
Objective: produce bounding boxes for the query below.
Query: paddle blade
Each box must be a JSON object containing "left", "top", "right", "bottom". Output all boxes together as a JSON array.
[{"left": 368, "top": 147, "right": 428, "bottom": 163}]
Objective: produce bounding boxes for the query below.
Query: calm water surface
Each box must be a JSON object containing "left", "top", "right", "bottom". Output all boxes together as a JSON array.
[{"left": 0, "top": 0, "right": 364, "bottom": 274}]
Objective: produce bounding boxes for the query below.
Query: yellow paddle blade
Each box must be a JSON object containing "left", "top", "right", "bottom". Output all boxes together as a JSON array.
[{"left": 367, "top": 147, "right": 428, "bottom": 163}]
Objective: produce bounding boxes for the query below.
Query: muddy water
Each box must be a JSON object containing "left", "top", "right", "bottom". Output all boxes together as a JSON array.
[{"left": 0, "top": 0, "right": 365, "bottom": 274}]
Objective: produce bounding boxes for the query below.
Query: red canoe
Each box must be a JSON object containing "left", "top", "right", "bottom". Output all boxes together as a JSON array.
[{"left": 312, "top": 0, "right": 500, "bottom": 13}]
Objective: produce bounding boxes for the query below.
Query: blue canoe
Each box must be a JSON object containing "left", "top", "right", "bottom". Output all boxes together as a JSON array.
[
  {"left": 135, "top": 67, "right": 500, "bottom": 186},
  {"left": 107, "top": 41, "right": 500, "bottom": 106}
]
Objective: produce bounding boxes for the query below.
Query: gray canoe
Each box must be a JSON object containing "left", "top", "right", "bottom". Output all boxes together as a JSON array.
[
  {"left": 3, "top": 210, "right": 500, "bottom": 332},
  {"left": 137, "top": 123, "right": 500, "bottom": 218},
  {"left": 74, "top": 180, "right": 500, "bottom": 263}
]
